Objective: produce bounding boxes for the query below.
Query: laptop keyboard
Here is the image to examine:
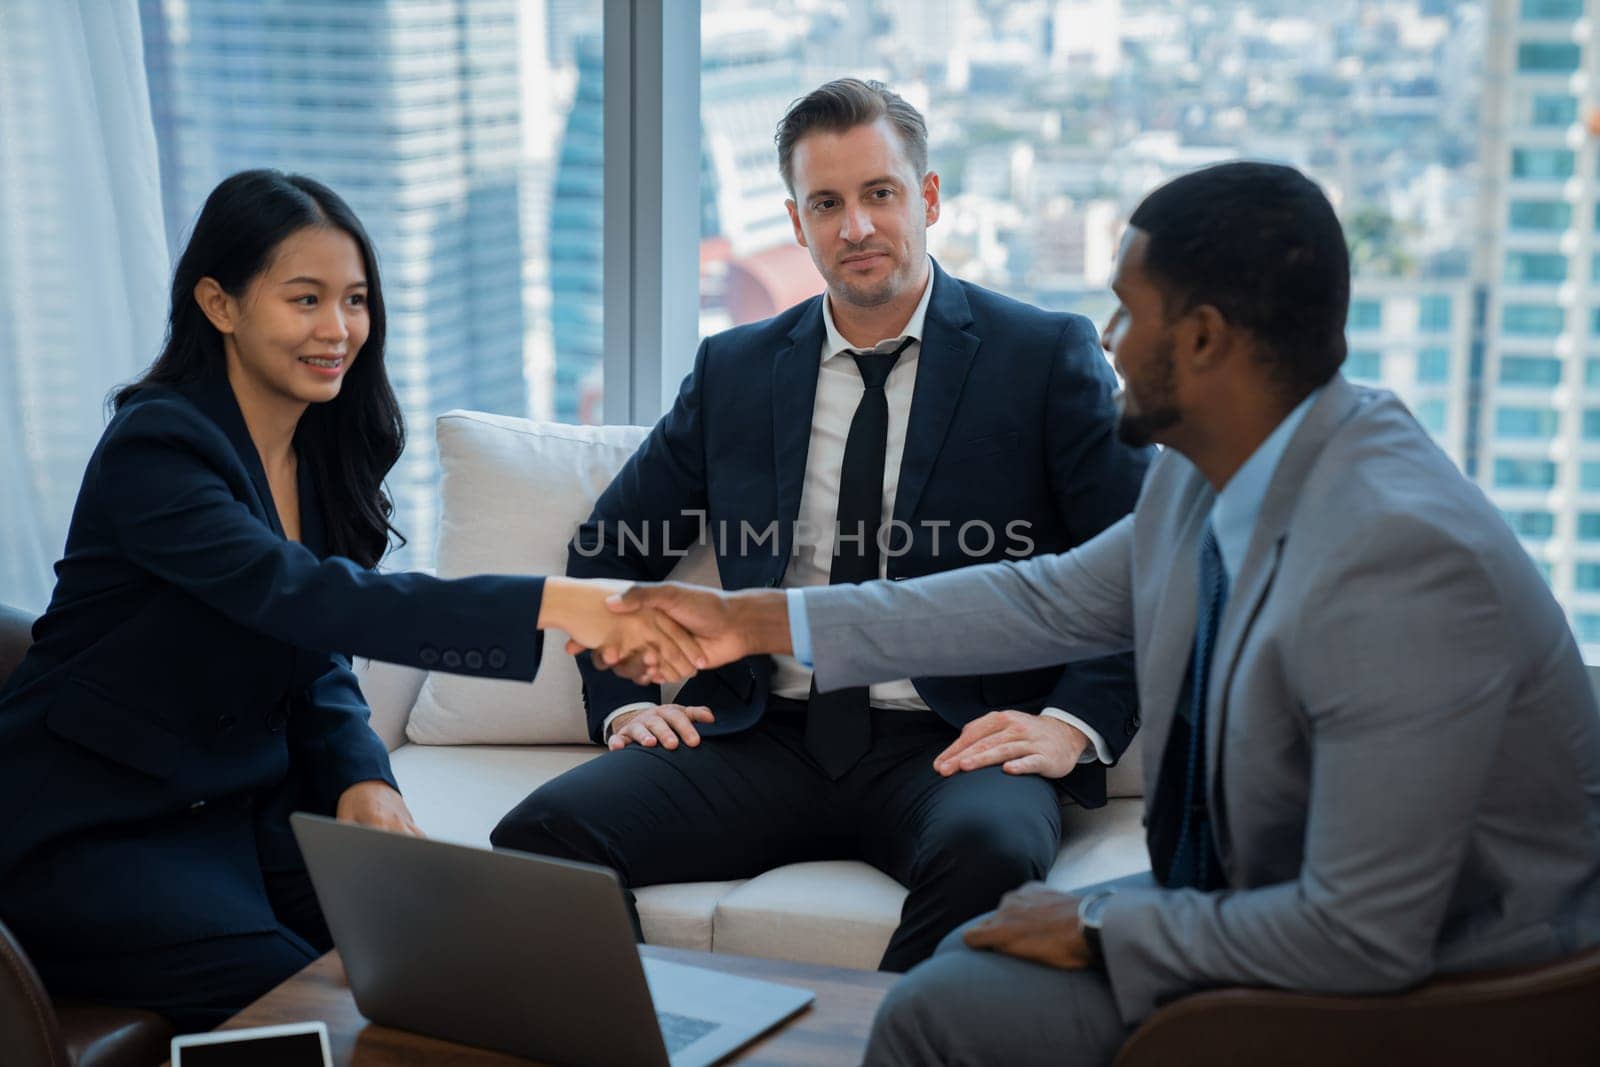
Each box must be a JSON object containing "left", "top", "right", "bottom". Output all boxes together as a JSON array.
[{"left": 657, "top": 1010, "right": 719, "bottom": 1054}]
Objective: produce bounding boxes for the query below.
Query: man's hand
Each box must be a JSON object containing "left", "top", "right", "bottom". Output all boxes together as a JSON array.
[
  {"left": 963, "top": 883, "right": 1092, "bottom": 970},
  {"left": 336, "top": 780, "right": 424, "bottom": 837},
  {"left": 566, "top": 583, "right": 792, "bottom": 684},
  {"left": 934, "top": 710, "right": 1089, "bottom": 778},
  {"left": 541, "top": 576, "right": 707, "bottom": 682},
  {"left": 608, "top": 704, "right": 716, "bottom": 751}
]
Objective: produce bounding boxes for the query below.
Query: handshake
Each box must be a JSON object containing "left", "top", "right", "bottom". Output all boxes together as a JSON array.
[{"left": 538, "top": 577, "right": 794, "bottom": 686}]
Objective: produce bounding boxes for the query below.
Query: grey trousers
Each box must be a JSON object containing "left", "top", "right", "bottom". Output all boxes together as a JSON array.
[{"left": 864, "top": 875, "right": 1153, "bottom": 1066}]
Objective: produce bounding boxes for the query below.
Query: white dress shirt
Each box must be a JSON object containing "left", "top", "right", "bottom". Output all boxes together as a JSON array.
[{"left": 609, "top": 259, "right": 1109, "bottom": 763}]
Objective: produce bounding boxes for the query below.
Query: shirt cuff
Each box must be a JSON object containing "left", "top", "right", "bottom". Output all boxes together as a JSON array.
[
  {"left": 787, "top": 588, "right": 814, "bottom": 668},
  {"left": 1040, "top": 707, "right": 1111, "bottom": 764},
  {"left": 601, "top": 701, "right": 657, "bottom": 742}
]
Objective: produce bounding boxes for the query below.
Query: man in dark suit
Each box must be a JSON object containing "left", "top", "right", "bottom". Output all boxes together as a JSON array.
[{"left": 491, "top": 78, "right": 1150, "bottom": 970}]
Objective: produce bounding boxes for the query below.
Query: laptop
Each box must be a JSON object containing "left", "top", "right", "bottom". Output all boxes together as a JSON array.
[{"left": 291, "top": 813, "right": 815, "bottom": 1067}]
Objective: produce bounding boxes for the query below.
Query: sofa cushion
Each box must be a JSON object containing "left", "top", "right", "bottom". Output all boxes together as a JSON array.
[{"left": 406, "top": 416, "right": 650, "bottom": 745}]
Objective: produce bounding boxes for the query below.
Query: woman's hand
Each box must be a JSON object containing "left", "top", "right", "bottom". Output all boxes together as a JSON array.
[
  {"left": 539, "top": 576, "right": 707, "bottom": 682},
  {"left": 336, "top": 780, "right": 424, "bottom": 837}
]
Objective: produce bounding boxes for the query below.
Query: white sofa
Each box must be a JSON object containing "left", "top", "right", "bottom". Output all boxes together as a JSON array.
[{"left": 353, "top": 411, "right": 1152, "bottom": 971}]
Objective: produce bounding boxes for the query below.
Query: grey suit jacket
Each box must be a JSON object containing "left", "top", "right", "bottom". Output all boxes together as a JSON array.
[{"left": 803, "top": 375, "right": 1600, "bottom": 1023}]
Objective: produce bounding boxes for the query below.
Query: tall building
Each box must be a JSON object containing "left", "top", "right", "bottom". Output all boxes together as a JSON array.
[
  {"left": 549, "top": 11, "right": 812, "bottom": 421},
  {"left": 1479, "top": 0, "right": 1599, "bottom": 648},
  {"left": 1343, "top": 277, "right": 1475, "bottom": 468},
  {"left": 140, "top": 0, "right": 529, "bottom": 570}
]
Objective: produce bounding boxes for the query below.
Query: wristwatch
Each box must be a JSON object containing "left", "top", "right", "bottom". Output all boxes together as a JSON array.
[{"left": 1077, "top": 889, "right": 1116, "bottom": 967}]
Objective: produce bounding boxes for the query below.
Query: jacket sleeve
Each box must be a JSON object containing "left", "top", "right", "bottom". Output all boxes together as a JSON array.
[
  {"left": 293, "top": 654, "right": 401, "bottom": 804},
  {"left": 1037, "top": 314, "right": 1151, "bottom": 760},
  {"left": 1099, "top": 516, "right": 1517, "bottom": 1023},
  {"left": 568, "top": 339, "right": 713, "bottom": 740},
  {"left": 94, "top": 397, "right": 545, "bottom": 679}
]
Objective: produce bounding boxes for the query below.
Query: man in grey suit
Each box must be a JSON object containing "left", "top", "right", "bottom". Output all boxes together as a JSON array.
[{"left": 586, "top": 161, "right": 1600, "bottom": 1065}]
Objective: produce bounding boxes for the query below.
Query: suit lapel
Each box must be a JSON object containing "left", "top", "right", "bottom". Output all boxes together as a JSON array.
[
  {"left": 893, "top": 262, "right": 981, "bottom": 525},
  {"left": 1203, "top": 377, "right": 1369, "bottom": 837},
  {"left": 773, "top": 299, "right": 826, "bottom": 562},
  {"left": 184, "top": 367, "right": 284, "bottom": 537}
]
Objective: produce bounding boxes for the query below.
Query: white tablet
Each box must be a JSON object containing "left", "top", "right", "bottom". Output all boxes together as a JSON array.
[{"left": 170, "top": 1021, "right": 332, "bottom": 1066}]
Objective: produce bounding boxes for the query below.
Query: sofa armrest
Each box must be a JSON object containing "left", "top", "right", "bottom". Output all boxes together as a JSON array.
[
  {"left": 1113, "top": 945, "right": 1600, "bottom": 1066},
  {"left": 354, "top": 658, "right": 426, "bottom": 752}
]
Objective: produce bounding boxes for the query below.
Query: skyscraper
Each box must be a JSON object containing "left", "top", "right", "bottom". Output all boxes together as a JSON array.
[
  {"left": 140, "top": 0, "right": 529, "bottom": 569},
  {"left": 1479, "top": 0, "right": 1597, "bottom": 647}
]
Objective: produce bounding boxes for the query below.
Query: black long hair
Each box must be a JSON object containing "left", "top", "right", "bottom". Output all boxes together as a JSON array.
[{"left": 114, "top": 169, "right": 405, "bottom": 568}]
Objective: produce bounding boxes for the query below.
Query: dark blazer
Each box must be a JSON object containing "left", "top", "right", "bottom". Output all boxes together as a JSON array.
[
  {"left": 0, "top": 368, "right": 545, "bottom": 957},
  {"left": 569, "top": 260, "right": 1150, "bottom": 806}
]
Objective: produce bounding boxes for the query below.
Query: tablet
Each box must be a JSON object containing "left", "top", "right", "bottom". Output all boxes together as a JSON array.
[{"left": 170, "top": 1021, "right": 331, "bottom": 1066}]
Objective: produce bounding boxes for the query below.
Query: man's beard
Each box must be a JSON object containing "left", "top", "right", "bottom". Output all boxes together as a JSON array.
[{"left": 1114, "top": 340, "right": 1180, "bottom": 447}]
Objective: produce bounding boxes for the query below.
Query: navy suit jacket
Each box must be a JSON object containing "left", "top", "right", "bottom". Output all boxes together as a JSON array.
[
  {"left": 0, "top": 368, "right": 545, "bottom": 956},
  {"left": 569, "top": 261, "right": 1150, "bottom": 806}
]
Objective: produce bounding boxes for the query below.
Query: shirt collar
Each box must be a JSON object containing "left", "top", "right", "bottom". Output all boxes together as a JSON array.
[
  {"left": 1209, "top": 387, "right": 1322, "bottom": 582},
  {"left": 820, "top": 257, "right": 935, "bottom": 361}
]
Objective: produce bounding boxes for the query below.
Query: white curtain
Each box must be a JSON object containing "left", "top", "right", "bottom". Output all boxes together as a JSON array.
[{"left": 0, "top": 1, "right": 169, "bottom": 612}]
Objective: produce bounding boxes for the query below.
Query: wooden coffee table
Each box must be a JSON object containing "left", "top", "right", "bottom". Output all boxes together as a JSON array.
[{"left": 214, "top": 945, "right": 899, "bottom": 1065}]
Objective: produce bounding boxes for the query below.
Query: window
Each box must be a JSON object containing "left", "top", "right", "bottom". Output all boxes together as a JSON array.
[
  {"left": 1585, "top": 410, "right": 1600, "bottom": 439},
  {"left": 1509, "top": 200, "right": 1573, "bottom": 231},
  {"left": 1346, "top": 350, "right": 1382, "bottom": 381},
  {"left": 1500, "top": 356, "right": 1565, "bottom": 386},
  {"left": 1522, "top": 0, "right": 1586, "bottom": 18},
  {"left": 1505, "top": 510, "right": 1556, "bottom": 540},
  {"left": 1531, "top": 94, "right": 1579, "bottom": 127},
  {"left": 1502, "top": 303, "right": 1566, "bottom": 336},
  {"left": 1415, "top": 398, "right": 1447, "bottom": 435},
  {"left": 1580, "top": 513, "right": 1600, "bottom": 540},
  {"left": 1587, "top": 358, "right": 1600, "bottom": 387},
  {"left": 1494, "top": 458, "right": 1558, "bottom": 488},
  {"left": 1512, "top": 148, "right": 1576, "bottom": 180},
  {"left": 1348, "top": 299, "right": 1382, "bottom": 330},
  {"left": 1417, "top": 347, "right": 1451, "bottom": 383},
  {"left": 1578, "top": 563, "right": 1600, "bottom": 591},
  {"left": 1582, "top": 461, "right": 1600, "bottom": 490},
  {"left": 1518, "top": 42, "right": 1582, "bottom": 74},
  {"left": 1496, "top": 406, "right": 1561, "bottom": 438},
  {"left": 1418, "top": 295, "right": 1453, "bottom": 332},
  {"left": 1577, "top": 613, "right": 1600, "bottom": 643},
  {"left": 1505, "top": 251, "right": 1569, "bottom": 283}
]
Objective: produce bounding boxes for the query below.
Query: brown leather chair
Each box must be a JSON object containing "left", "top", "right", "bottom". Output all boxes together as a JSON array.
[
  {"left": 1116, "top": 944, "right": 1600, "bottom": 1065},
  {"left": 0, "top": 603, "right": 174, "bottom": 1067}
]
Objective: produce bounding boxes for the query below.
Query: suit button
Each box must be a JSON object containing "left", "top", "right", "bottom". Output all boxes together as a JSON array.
[
  {"left": 217, "top": 714, "right": 237, "bottom": 734},
  {"left": 487, "top": 648, "right": 507, "bottom": 670},
  {"left": 465, "top": 650, "right": 484, "bottom": 670},
  {"left": 420, "top": 646, "right": 440, "bottom": 667},
  {"left": 441, "top": 649, "right": 463, "bottom": 669}
]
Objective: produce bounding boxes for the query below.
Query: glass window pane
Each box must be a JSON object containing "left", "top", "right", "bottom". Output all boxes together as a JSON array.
[
  {"left": 1502, "top": 303, "right": 1566, "bottom": 336},
  {"left": 1500, "top": 356, "right": 1565, "bottom": 385},
  {"left": 1579, "top": 513, "right": 1600, "bottom": 540},
  {"left": 1418, "top": 295, "right": 1453, "bottom": 331},
  {"left": 1509, "top": 199, "right": 1573, "bottom": 230},
  {"left": 1505, "top": 509, "right": 1555, "bottom": 539},
  {"left": 1518, "top": 42, "right": 1582, "bottom": 73},
  {"left": 1531, "top": 94, "right": 1579, "bottom": 126},
  {"left": 1522, "top": 0, "right": 1586, "bottom": 18},
  {"left": 139, "top": 0, "right": 606, "bottom": 572},
  {"left": 1512, "top": 148, "right": 1576, "bottom": 179},
  {"left": 1348, "top": 299, "right": 1382, "bottom": 330},
  {"left": 1417, "top": 347, "right": 1452, "bottom": 382},
  {"left": 1505, "top": 251, "right": 1569, "bottom": 283},
  {"left": 1495, "top": 458, "right": 1558, "bottom": 488},
  {"left": 1347, "top": 350, "right": 1383, "bottom": 381},
  {"left": 1578, "top": 563, "right": 1600, "bottom": 591},
  {"left": 1496, "top": 406, "right": 1561, "bottom": 438}
]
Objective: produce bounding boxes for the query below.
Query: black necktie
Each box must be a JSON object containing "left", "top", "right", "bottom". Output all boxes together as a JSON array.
[
  {"left": 805, "top": 336, "right": 914, "bottom": 779},
  {"left": 1150, "top": 522, "right": 1229, "bottom": 889}
]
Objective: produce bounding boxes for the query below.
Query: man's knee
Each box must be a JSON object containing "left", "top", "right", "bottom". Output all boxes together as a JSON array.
[
  {"left": 917, "top": 805, "right": 1056, "bottom": 896},
  {"left": 490, "top": 780, "right": 603, "bottom": 862}
]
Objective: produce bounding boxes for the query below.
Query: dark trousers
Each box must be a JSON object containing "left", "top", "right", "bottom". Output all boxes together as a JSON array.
[
  {"left": 491, "top": 700, "right": 1063, "bottom": 972},
  {"left": 33, "top": 866, "right": 331, "bottom": 1034}
]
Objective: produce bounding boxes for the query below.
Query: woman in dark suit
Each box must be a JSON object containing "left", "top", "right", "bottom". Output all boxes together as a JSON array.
[{"left": 0, "top": 170, "right": 700, "bottom": 1029}]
